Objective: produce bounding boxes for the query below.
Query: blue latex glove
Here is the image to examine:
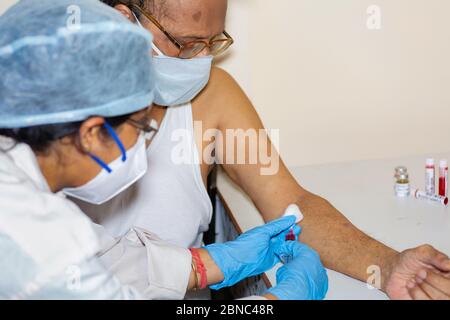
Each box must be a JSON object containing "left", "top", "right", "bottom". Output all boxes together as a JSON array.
[
  {"left": 267, "top": 241, "right": 328, "bottom": 300},
  {"left": 205, "top": 216, "right": 301, "bottom": 290}
]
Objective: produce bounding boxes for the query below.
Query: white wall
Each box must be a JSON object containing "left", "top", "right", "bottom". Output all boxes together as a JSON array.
[
  {"left": 221, "top": 0, "right": 450, "bottom": 167},
  {"left": 2, "top": 0, "right": 450, "bottom": 167}
]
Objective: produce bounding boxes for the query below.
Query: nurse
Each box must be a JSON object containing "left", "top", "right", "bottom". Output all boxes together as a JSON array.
[{"left": 0, "top": 0, "right": 327, "bottom": 300}]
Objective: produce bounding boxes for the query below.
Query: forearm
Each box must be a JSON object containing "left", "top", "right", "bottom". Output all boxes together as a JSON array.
[
  {"left": 295, "top": 191, "right": 398, "bottom": 291},
  {"left": 224, "top": 159, "right": 398, "bottom": 290},
  {"left": 187, "top": 248, "right": 224, "bottom": 291}
]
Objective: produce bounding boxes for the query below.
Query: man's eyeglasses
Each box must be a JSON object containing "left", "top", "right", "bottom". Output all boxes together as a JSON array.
[{"left": 130, "top": 4, "right": 234, "bottom": 59}]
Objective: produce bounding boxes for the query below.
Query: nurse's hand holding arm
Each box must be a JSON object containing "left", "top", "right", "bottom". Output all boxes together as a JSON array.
[
  {"left": 184, "top": 216, "right": 328, "bottom": 300},
  {"left": 195, "top": 216, "right": 300, "bottom": 290},
  {"left": 264, "top": 241, "right": 329, "bottom": 300}
]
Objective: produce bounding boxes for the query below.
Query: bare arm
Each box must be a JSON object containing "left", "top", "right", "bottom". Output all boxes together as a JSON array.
[{"left": 194, "top": 67, "right": 450, "bottom": 298}]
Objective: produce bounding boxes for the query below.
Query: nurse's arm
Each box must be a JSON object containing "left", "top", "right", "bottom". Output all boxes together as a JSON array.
[
  {"left": 95, "top": 225, "right": 224, "bottom": 297},
  {"left": 199, "top": 67, "right": 399, "bottom": 291},
  {"left": 187, "top": 248, "right": 224, "bottom": 290}
]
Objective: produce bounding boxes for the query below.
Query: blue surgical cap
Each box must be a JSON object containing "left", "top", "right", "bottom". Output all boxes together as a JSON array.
[{"left": 0, "top": 0, "right": 154, "bottom": 128}]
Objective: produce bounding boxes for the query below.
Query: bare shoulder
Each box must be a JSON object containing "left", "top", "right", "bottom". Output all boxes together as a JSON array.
[
  {"left": 209, "top": 66, "right": 237, "bottom": 87},
  {"left": 195, "top": 67, "right": 243, "bottom": 102},
  {"left": 192, "top": 66, "right": 254, "bottom": 125}
]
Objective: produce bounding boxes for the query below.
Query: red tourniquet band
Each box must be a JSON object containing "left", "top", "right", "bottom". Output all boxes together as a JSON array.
[{"left": 189, "top": 248, "right": 207, "bottom": 289}]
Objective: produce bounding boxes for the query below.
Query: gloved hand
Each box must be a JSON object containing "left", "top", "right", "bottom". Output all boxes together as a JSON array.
[
  {"left": 267, "top": 241, "right": 328, "bottom": 300},
  {"left": 205, "top": 216, "right": 301, "bottom": 290}
]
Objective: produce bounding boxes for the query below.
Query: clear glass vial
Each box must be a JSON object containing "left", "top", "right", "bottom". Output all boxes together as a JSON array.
[{"left": 395, "top": 166, "right": 410, "bottom": 197}]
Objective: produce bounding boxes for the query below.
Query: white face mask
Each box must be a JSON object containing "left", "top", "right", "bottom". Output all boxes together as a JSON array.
[
  {"left": 133, "top": 13, "right": 213, "bottom": 106},
  {"left": 63, "top": 132, "right": 148, "bottom": 205}
]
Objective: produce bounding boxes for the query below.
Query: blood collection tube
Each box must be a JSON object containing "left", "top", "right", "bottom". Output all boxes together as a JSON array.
[
  {"left": 285, "top": 228, "right": 296, "bottom": 241},
  {"left": 411, "top": 189, "right": 448, "bottom": 206},
  {"left": 280, "top": 204, "right": 304, "bottom": 264},
  {"left": 425, "top": 159, "right": 435, "bottom": 196},
  {"left": 439, "top": 160, "right": 448, "bottom": 197},
  {"left": 283, "top": 204, "right": 304, "bottom": 241}
]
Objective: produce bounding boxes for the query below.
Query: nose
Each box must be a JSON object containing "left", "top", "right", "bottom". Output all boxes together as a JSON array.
[{"left": 197, "top": 46, "right": 211, "bottom": 57}]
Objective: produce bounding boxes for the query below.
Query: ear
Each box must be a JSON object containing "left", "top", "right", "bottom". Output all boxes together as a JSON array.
[
  {"left": 77, "top": 117, "right": 106, "bottom": 154},
  {"left": 114, "top": 4, "right": 135, "bottom": 22}
]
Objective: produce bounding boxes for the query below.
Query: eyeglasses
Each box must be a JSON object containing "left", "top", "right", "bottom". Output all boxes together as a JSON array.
[
  {"left": 127, "top": 117, "right": 158, "bottom": 135},
  {"left": 130, "top": 4, "right": 234, "bottom": 59}
]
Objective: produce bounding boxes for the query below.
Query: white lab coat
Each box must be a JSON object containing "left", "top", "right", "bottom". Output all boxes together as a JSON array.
[
  {"left": 0, "top": 139, "right": 191, "bottom": 299},
  {"left": 94, "top": 225, "right": 191, "bottom": 299}
]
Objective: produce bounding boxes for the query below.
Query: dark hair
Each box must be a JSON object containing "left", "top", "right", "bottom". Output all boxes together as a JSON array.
[{"left": 0, "top": 114, "right": 130, "bottom": 154}]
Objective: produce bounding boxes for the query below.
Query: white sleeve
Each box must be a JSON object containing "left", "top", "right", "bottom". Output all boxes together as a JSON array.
[
  {"left": 29, "top": 257, "right": 142, "bottom": 300},
  {"left": 0, "top": 231, "right": 141, "bottom": 300},
  {"left": 95, "top": 226, "right": 192, "bottom": 300}
]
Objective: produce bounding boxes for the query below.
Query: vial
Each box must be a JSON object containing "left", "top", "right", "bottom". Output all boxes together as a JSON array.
[
  {"left": 425, "top": 159, "right": 436, "bottom": 195},
  {"left": 439, "top": 160, "right": 448, "bottom": 197},
  {"left": 394, "top": 166, "right": 410, "bottom": 197},
  {"left": 280, "top": 204, "right": 304, "bottom": 264},
  {"left": 412, "top": 189, "right": 448, "bottom": 206},
  {"left": 282, "top": 204, "right": 303, "bottom": 241}
]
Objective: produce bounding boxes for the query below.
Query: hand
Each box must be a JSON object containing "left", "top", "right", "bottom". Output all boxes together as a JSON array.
[
  {"left": 266, "top": 241, "right": 328, "bottom": 300},
  {"left": 385, "top": 245, "right": 450, "bottom": 300},
  {"left": 205, "top": 216, "right": 300, "bottom": 290}
]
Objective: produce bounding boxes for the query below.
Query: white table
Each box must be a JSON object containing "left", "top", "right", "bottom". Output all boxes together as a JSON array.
[{"left": 216, "top": 152, "right": 450, "bottom": 300}]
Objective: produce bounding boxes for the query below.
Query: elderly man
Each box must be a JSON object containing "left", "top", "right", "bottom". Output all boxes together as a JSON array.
[{"left": 76, "top": 0, "right": 450, "bottom": 300}]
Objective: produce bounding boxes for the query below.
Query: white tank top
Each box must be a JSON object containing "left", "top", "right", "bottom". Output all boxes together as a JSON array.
[{"left": 74, "top": 103, "right": 213, "bottom": 248}]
